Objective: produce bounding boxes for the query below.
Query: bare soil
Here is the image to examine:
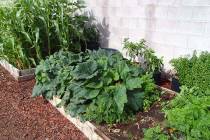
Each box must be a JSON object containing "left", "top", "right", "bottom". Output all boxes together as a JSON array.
[{"left": 0, "top": 66, "right": 87, "bottom": 140}]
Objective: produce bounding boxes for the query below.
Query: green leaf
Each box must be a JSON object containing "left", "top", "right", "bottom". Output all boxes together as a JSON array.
[
  {"left": 127, "top": 90, "right": 145, "bottom": 111},
  {"left": 86, "top": 81, "right": 103, "bottom": 89},
  {"left": 117, "top": 61, "right": 130, "bottom": 80},
  {"left": 21, "top": 31, "right": 32, "bottom": 44},
  {"left": 72, "top": 60, "right": 98, "bottom": 80},
  {"left": 32, "top": 84, "right": 43, "bottom": 97},
  {"left": 86, "top": 89, "right": 100, "bottom": 99},
  {"left": 114, "top": 85, "right": 127, "bottom": 113},
  {"left": 126, "top": 77, "right": 143, "bottom": 90}
]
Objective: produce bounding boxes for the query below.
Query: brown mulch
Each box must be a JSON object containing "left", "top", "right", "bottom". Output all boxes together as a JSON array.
[{"left": 0, "top": 66, "right": 87, "bottom": 140}]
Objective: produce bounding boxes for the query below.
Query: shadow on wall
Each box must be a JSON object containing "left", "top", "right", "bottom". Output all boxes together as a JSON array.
[
  {"left": 97, "top": 18, "right": 110, "bottom": 48},
  {"left": 145, "top": 4, "right": 156, "bottom": 44},
  {"left": 85, "top": 10, "right": 110, "bottom": 49}
]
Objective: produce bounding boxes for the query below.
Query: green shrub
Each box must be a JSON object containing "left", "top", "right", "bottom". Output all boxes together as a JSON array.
[
  {"left": 170, "top": 51, "right": 210, "bottom": 92},
  {"left": 123, "top": 38, "right": 163, "bottom": 73},
  {"left": 165, "top": 86, "right": 210, "bottom": 140},
  {"left": 0, "top": 0, "right": 99, "bottom": 69},
  {"left": 32, "top": 49, "right": 160, "bottom": 124},
  {"left": 143, "top": 125, "right": 169, "bottom": 140},
  {"left": 144, "top": 86, "right": 210, "bottom": 140}
]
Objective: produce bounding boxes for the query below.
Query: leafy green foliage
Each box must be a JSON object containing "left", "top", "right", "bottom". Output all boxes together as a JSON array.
[
  {"left": 143, "top": 125, "right": 169, "bottom": 140},
  {"left": 123, "top": 38, "right": 163, "bottom": 73},
  {"left": 170, "top": 51, "right": 210, "bottom": 93},
  {"left": 164, "top": 86, "right": 210, "bottom": 140},
  {"left": 0, "top": 0, "right": 99, "bottom": 69},
  {"left": 32, "top": 49, "right": 160, "bottom": 124},
  {"left": 144, "top": 86, "right": 210, "bottom": 140}
]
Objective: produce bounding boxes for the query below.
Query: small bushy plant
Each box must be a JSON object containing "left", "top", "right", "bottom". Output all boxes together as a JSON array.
[
  {"left": 144, "top": 86, "right": 210, "bottom": 140},
  {"left": 143, "top": 125, "right": 169, "bottom": 140},
  {"left": 170, "top": 51, "right": 210, "bottom": 92},
  {"left": 123, "top": 38, "right": 163, "bottom": 73}
]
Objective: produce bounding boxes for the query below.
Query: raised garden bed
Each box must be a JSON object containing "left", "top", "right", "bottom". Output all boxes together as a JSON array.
[
  {"left": 0, "top": 60, "right": 35, "bottom": 81},
  {"left": 48, "top": 87, "right": 176, "bottom": 140}
]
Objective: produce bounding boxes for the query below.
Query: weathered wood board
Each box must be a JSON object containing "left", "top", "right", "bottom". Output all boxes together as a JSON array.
[{"left": 0, "top": 60, "right": 35, "bottom": 81}]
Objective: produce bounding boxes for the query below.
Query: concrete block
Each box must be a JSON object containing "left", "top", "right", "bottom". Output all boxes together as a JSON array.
[
  {"left": 92, "top": 7, "right": 122, "bottom": 18},
  {"left": 154, "top": 20, "right": 178, "bottom": 33},
  {"left": 95, "top": 0, "right": 121, "bottom": 7},
  {"left": 205, "top": 22, "right": 210, "bottom": 36},
  {"left": 151, "top": 43, "right": 174, "bottom": 69},
  {"left": 107, "top": 7, "right": 122, "bottom": 17},
  {"left": 122, "top": 0, "right": 139, "bottom": 7},
  {"left": 192, "top": 7, "right": 210, "bottom": 21},
  {"left": 138, "top": 0, "right": 157, "bottom": 5},
  {"left": 172, "top": 0, "right": 182, "bottom": 6},
  {"left": 108, "top": 38, "right": 123, "bottom": 52},
  {"left": 176, "top": 21, "right": 207, "bottom": 35},
  {"left": 106, "top": 17, "right": 122, "bottom": 28},
  {"left": 120, "top": 18, "right": 139, "bottom": 29},
  {"left": 153, "top": 6, "right": 169, "bottom": 19},
  {"left": 194, "top": 0, "right": 210, "bottom": 6},
  {"left": 121, "top": 7, "right": 146, "bottom": 18},
  {"left": 172, "top": 47, "right": 190, "bottom": 58},
  {"left": 181, "top": 0, "right": 196, "bottom": 6},
  {"left": 86, "top": 0, "right": 97, "bottom": 7},
  {"left": 182, "top": 0, "right": 210, "bottom": 6},
  {"left": 147, "top": 32, "right": 188, "bottom": 47},
  {"left": 167, "top": 7, "right": 193, "bottom": 20},
  {"left": 143, "top": 5, "right": 168, "bottom": 19},
  {"left": 128, "top": 29, "right": 146, "bottom": 39},
  {"left": 109, "top": 26, "right": 130, "bottom": 37},
  {"left": 157, "top": 0, "right": 176, "bottom": 6},
  {"left": 187, "top": 36, "right": 210, "bottom": 51}
]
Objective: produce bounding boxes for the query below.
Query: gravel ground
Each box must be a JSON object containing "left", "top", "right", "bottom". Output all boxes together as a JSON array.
[{"left": 0, "top": 66, "right": 87, "bottom": 140}]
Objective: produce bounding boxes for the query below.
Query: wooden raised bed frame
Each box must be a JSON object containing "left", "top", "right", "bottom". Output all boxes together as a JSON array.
[
  {"left": 49, "top": 87, "right": 177, "bottom": 140},
  {"left": 0, "top": 60, "right": 35, "bottom": 81}
]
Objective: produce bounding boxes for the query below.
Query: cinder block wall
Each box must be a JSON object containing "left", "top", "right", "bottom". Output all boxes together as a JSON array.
[{"left": 86, "top": 0, "right": 210, "bottom": 69}]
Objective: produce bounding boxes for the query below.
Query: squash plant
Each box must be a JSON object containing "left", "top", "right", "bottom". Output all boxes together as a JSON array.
[{"left": 32, "top": 49, "right": 161, "bottom": 124}]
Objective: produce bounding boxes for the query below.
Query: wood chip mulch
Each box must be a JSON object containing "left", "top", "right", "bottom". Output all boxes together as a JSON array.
[{"left": 0, "top": 66, "right": 87, "bottom": 140}]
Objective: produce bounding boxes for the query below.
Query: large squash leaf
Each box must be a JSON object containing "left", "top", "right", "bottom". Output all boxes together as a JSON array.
[
  {"left": 127, "top": 90, "right": 145, "bottom": 111},
  {"left": 114, "top": 85, "right": 127, "bottom": 113},
  {"left": 126, "top": 77, "right": 143, "bottom": 90},
  {"left": 117, "top": 61, "right": 130, "bottom": 80},
  {"left": 72, "top": 60, "right": 98, "bottom": 80}
]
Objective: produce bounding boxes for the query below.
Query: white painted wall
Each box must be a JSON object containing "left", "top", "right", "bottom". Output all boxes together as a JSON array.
[
  {"left": 86, "top": 0, "right": 210, "bottom": 69},
  {"left": 0, "top": 0, "right": 13, "bottom": 6}
]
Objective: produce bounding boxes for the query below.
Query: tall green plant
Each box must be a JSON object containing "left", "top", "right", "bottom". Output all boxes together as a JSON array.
[
  {"left": 123, "top": 38, "right": 163, "bottom": 73},
  {"left": 0, "top": 0, "right": 99, "bottom": 69}
]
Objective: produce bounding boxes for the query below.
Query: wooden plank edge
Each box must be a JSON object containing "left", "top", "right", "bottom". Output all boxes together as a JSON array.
[
  {"left": 0, "top": 59, "right": 20, "bottom": 78},
  {"left": 46, "top": 87, "right": 176, "bottom": 140},
  {"left": 0, "top": 60, "right": 35, "bottom": 81},
  {"left": 48, "top": 96, "right": 111, "bottom": 140},
  {"left": 156, "top": 85, "right": 178, "bottom": 96}
]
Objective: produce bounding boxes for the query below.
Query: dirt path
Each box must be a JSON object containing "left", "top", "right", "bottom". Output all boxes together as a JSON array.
[{"left": 0, "top": 66, "right": 87, "bottom": 140}]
